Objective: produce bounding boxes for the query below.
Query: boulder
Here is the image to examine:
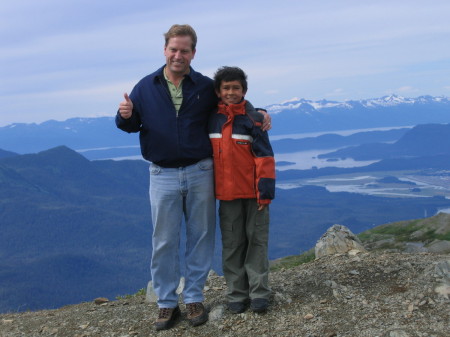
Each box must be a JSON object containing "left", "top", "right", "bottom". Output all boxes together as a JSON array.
[
  {"left": 145, "top": 277, "right": 185, "bottom": 303},
  {"left": 315, "top": 224, "right": 367, "bottom": 258},
  {"left": 426, "top": 240, "right": 450, "bottom": 254}
]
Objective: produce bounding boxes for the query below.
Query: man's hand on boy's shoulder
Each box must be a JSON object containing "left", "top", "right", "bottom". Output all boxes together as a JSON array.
[{"left": 256, "top": 108, "right": 272, "bottom": 131}]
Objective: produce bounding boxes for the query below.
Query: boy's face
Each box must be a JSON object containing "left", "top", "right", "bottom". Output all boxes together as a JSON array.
[{"left": 217, "top": 80, "right": 246, "bottom": 105}]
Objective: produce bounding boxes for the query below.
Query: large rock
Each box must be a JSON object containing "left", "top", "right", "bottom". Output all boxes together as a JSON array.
[
  {"left": 426, "top": 240, "right": 450, "bottom": 254},
  {"left": 145, "top": 277, "right": 185, "bottom": 303},
  {"left": 315, "top": 224, "right": 367, "bottom": 258}
]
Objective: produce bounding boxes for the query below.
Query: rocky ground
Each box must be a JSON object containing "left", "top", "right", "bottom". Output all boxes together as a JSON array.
[{"left": 1, "top": 251, "right": 449, "bottom": 337}]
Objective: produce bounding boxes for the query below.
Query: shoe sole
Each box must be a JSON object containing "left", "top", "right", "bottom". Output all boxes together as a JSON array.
[
  {"left": 228, "top": 301, "right": 249, "bottom": 314},
  {"left": 188, "top": 311, "right": 208, "bottom": 327},
  {"left": 228, "top": 306, "right": 246, "bottom": 314},
  {"left": 229, "top": 309, "right": 246, "bottom": 314}
]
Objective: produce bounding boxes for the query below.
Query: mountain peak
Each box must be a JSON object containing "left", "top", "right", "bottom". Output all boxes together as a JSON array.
[
  {"left": 0, "top": 145, "right": 93, "bottom": 181},
  {"left": 33, "top": 145, "right": 90, "bottom": 165},
  {"left": 0, "top": 148, "right": 18, "bottom": 159}
]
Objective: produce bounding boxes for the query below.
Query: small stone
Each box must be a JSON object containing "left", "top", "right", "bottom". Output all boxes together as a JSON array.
[
  {"left": 94, "top": 297, "right": 109, "bottom": 305},
  {"left": 304, "top": 313, "right": 314, "bottom": 320},
  {"left": 146, "top": 281, "right": 158, "bottom": 303},
  {"left": 383, "top": 329, "right": 411, "bottom": 337},
  {"left": 435, "top": 284, "right": 450, "bottom": 299},
  {"left": 209, "top": 304, "right": 225, "bottom": 321},
  {"left": 348, "top": 249, "right": 361, "bottom": 256},
  {"left": 208, "top": 270, "right": 218, "bottom": 277}
]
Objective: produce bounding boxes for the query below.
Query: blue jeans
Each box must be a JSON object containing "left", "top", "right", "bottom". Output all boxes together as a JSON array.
[{"left": 149, "top": 158, "right": 216, "bottom": 308}]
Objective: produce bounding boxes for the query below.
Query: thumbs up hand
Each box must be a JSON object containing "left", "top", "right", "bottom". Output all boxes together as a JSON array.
[{"left": 119, "top": 93, "right": 134, "bottom": 119}]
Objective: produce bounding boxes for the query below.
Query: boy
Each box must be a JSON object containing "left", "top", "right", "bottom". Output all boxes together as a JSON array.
[{"left": 208, "top": 66, "right": 276, "bottom": 314}]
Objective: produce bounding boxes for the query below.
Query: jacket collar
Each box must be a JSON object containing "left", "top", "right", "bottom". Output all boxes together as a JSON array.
[
  {"left": 153, "top": 65, "right": 196, "bottom": 85},
  {"left": 218, "top": 99, "right": 247, "bottom": 116}
]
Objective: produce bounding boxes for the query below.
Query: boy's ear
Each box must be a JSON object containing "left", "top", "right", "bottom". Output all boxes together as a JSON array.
[{"left": 215, "top": 90, "right": 221, "bottom": 98}]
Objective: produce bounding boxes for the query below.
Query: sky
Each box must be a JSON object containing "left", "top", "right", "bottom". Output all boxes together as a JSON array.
[{"left": 1, "top": 0, "right": 450, "bottom": 126}]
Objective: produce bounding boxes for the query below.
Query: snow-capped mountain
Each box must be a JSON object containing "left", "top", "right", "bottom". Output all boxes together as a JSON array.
[
  {"left": 1, "top": 95, "right": 450, "bottom": 153},
  {"left": 266, "top": 95, "right": 450, "bottom": 135},
  {"left": 266, "top": 95, "right": 450, "bottom": 113}
]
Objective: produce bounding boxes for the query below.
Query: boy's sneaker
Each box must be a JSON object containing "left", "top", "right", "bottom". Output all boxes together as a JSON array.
[
  {"left": 186, "top": 302, "right": 208, "bottom": 326},
  {"left": 227, "top": 301, "right": 248, "bottom": 314},
  {"left": 154, "top": 306, "right": 180, "bottom": 331},
  {"left": 250, "top": 298, "right": 268, "bottom": 313}
]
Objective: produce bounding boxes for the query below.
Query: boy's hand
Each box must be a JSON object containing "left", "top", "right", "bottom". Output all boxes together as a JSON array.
[
  {"left": 257, "top": 109, "right": 272, "bottom": 131},
  {"left": 119, "top": 93, "right": 133, "bottom": 119},
  {"left": 258, "top": 204, "right": 267, "bottom": 211}
]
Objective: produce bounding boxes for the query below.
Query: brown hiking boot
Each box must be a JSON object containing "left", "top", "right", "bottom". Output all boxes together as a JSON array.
[
  {"left": 154, "top": 306, "right": 180, "bottom": 331},
  {"left": 186, "top": 302, "right": 208, "bottom": 326}
]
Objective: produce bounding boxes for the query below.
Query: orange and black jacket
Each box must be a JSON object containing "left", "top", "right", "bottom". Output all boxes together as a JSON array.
[{"left": 208, "top": 100, "right": 275, "bottom": 204}]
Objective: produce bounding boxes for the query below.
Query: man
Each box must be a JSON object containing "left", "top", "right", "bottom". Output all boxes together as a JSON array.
[{"left": 116, "top": 24, "right": 271, "bottom": 331}]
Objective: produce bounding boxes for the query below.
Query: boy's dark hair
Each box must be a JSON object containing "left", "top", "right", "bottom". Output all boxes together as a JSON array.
[{"left": 213, "top": 66, "right": 248, "bottom": 93}]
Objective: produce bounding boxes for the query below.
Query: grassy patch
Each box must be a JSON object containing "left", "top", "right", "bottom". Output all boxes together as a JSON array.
[
  {"left": 270, "top": 250, "right": 315, "bottom": 271},
  {"left": 116, "top": 288, "right": 146, "bottom": 300},
  {"left": 436, "top": 232, "right": 450, "bottom": 241},
  {"left": 359, "top": 220, "right": 420, "bottom": 242}
]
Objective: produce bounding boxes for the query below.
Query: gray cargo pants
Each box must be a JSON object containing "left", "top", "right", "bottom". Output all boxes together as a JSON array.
[{"left": 219, "top": 198, "right": 271, "bottom": 302}]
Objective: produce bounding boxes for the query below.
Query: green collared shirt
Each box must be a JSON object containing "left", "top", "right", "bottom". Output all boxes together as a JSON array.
[{"left": 164, "top": 67, "right": 184, "bottom": 114}]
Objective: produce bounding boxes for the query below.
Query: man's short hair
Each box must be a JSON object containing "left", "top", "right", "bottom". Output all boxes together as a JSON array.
[
  {"left": 213, "top": 66, "right": 248, "bottom": 93},
  {"left": 164, "top": 24, "right": 197, "bottom": 51}
]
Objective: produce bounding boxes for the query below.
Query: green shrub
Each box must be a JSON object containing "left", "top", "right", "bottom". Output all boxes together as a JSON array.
[{"left": 270, "top": 250, "right": 315, "bottom": 271}]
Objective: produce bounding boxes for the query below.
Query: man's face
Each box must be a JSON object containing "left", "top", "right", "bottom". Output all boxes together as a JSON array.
[
  {"left": 164, "top": 35, "right": 196, "bottom": 76},
  {"left": 217, "top": 80, "right": 246, "bottom": 105}
]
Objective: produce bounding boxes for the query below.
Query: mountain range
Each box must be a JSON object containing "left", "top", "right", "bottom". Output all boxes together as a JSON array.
[
  {"left": 1, "top": 95, "right": 449, "bottom": 155},
  {"left": 318, "top": 123, "right": 450, "bottom": 160},
  {"left": 0, "top": 147, "right": 152, "bottom": 312},
  {"left": 2, "top": 94, "right": 450, "bottom": 313},
  {"left": 2, "top": 145, "right": 450, "bottom": 313},
  {"left": 0, "top": 117, "right": 139, "bottom": 154},
  {"left": 267, "top": 94, "right": 449, "bottom": 112},
  {"left": 267, "top": 94, "right": 450, "bottom": 134}
]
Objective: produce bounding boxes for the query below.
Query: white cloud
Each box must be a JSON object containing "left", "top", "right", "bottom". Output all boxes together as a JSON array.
[
  {"left": 396, "top": 86, "right": 420, "bottom": 94},
  {"left": 264, "top": 90, "right": 280, "bottom": 95},
  {"left": 325, "top": 89, "right": 346, "bottom": 98}
]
